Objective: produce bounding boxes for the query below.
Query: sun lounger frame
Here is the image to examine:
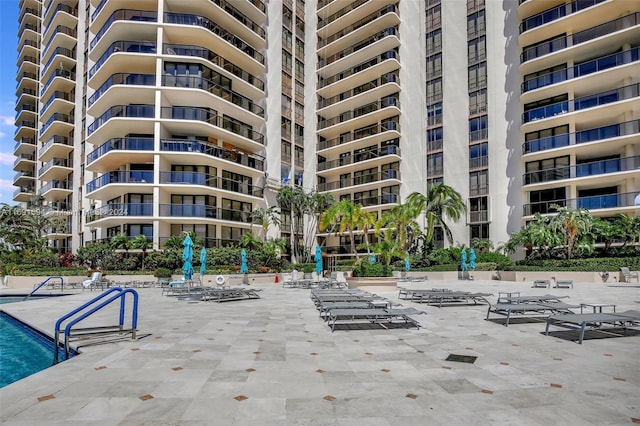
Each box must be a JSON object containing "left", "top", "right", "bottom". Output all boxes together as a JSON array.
[{"left": 545, "top": 310, "right": 640, "bottom": 344}]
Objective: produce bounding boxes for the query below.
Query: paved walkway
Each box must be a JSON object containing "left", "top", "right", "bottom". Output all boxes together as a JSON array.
[{"left": 1, "top": 280, "right": 639, "bottom": 425}]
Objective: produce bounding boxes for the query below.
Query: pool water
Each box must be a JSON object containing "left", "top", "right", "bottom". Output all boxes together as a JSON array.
[{"left": 0, "top": 312, "right": 56, "bottom": 388}]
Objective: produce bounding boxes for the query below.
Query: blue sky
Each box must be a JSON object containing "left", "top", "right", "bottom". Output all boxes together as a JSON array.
[{"left": 0, "top": 0, "right": 20, "bottom": 205}]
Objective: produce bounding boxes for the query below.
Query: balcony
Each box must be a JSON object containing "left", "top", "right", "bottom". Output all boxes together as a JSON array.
[
  {"left": 13, "top": 186, "right": 35, "bottom": 202},
  {"left": 523, "top": 155, "right": 640, "bottom": 185},
  {"left": 161, "top": 75, "right": 264, "bottom": 117},
  {"left": 524, "top": 192, "right": 639, "bottom": 216},
  {"left": 523, "top": 82, "right": 640, "bottom": 123},
  {"left": 317, "top": 169, "right": 400, "bottom": 192},
  {"left": 40, "top": 69, "right": 75, "bottom": 99},
  {"left": 41, "top": 47, "right": 76, "bottom": 83},
  {"left": 469, "top": 156, "right": 488, "bottom": 170},
  {"left": 40, "top": 112, "right": 74, "bottom": 139},
  {"left": 317, "top": 144, "right": 400, "bottom": 172},
  {"left": 209, "top": 0, "right": 265, "bottom": 40},
  {"left": 39, "top": 135, "right": 73, "bottom": 162},
  {"left": 86, "top": 171, "right": 154, "bottom": 194},
  {"left": 13, "top": 170, "right": 35, "bottom": 186},
  {"left": 521, "top": 12, "right": 640, "bottom": 63},
  {"left": 522, "top": 47, "right": 640, "bottom": 93},
  {"left": 88, "top": 104, "right": 154, "bottom": 135},
  {"left": 159, "top": 172, "right": 263, "bottom": 198},
  {"left": 89, "top": 73, "right": 155, "bottom": 108},
  {"left": 523, "top": 119, "right": 640, "bottom": 154},
  {"left": 318, "top": 50, "right": 399, "bottom": 91},
  {"left": 42, "top": 25, "right": 77, "bottom": 55},
  {"left": 318, "top": 3, "right": 398, "bottom": 49},
  {"left": 91, "top": 9, "right": 158, "bottom": 50},
  {"left": 352, "top": 193, "right": 399, "bottom": 207},
  {"left": 318, "top": 27, "right": 399, "bottom": 70},
  {"left": 158, "top": 204, "right": 218, "bottom": 219},
  {"left": 317, "top": 72, "right": 399, "bottom": 110},
  {"left": 14, "top": 153, "right": 36, "bottom": 170},
  {"left": 317, "top": 95, "right": 400, "bottom": 130},
  {"left": 89, "top": 41, "right": 157, "bottom": 79},
  {"left": 86, "top": 137, "right": 154, "bottom": 169},
  {"left": 520, "top": 0, "right": 606, "bottom": 33},
  {"left": 468, "top": 210, "right": 489, "bottom": 223},
  {"left": 160, "top": 139, "right": 264, "bottom": 172},
  {"left": 86, "top": 203, "right": 153, "bottom": 223},
  {"left": 13, "top": 137, "right": 36, "bottom": 156},
  {"left": 164, "top": 12, "right": 264, "bottom": 65},
  {"left": 38, "top": 179, "right": 73, "bottom": 200},
  {"left": 41, "top": 91, "right": 73, "bottom": 117},
  {"left": 317, "top": 120, "right": 400, "bottom": 151},
  {"left": 38, "top": 157, "right": 73, "bottom": 181},
  {"left": 163, "top": 44, "right": 264, "bottom": 91}
]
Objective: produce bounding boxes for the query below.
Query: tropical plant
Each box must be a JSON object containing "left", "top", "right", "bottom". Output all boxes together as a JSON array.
[
  {"left": 130, "top": 235, "right": 151, "bottom": 271},
  {"left": 319, "top": 199, "right": 363, "bottom": 257},
  {"left": 250, "top": 206, "right": 282, "bottom": 243},
  {"left": 405, "top": 183, "right": 467, "bottom": 246},
  {"left": 548, "top": 204, "right": 593, "bottom": 259},
  {"left": 471, "top": 238, "right": 494, "bottom": 253},
  {"left": 110, "top": 233, "right": 131, "bottom": 253},
  {"left": 377, "top": 202, "right": 422, "bottom": 254},
  {"left": 239, "top": 232, "right": 262, "bottom": 250}
]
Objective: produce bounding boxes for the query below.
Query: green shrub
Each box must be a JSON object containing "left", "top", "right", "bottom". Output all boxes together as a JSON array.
[
  {"left": 515, "top": 256, "right": 640, "bottom": 271},
  {"left": 476, "top": 252, "right": 515, "bottom": 270},
  {"left": 154, "top": 267, "right": 173, "bottom": 278},
  {"left": 351, "top": 262, "right": 393, "bottom": 277}
]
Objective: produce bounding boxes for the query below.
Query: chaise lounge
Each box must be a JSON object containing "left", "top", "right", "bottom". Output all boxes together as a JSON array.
[{"left": 545, "top": 310, "right": 640, "bottom": 344}]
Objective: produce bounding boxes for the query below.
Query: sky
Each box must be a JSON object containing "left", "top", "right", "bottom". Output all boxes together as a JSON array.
[{"left": 0, "top": 0, "right": 19, "bottom": 205}]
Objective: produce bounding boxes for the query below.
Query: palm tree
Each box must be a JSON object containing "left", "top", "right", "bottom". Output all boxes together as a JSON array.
[
  {"left": 239, "top": 232, "right": 262, "bottom": 250},
  {"left": 615, "top": 213, "right": 640, "bottom": 248},
  {"left": 110, "top": 233, "right": 131, "bottom": 253},
  {"left": 250, "top": 206, "right": 281, "bottom": 243},
  {"left": 319, "top": 199, "right": 362, "bottom": 257},
  {"left": 471, "top": 238, "right": 494, "bottom": 253},
  {"left": 377, "top": 202, "right": 422, "bottom": 254},
  {"left": 130, "top": 234, "right": 151, "bottom": 271},
  {"left": 276, "top": 186, "right": 309, "bottom": 262},
  {"left": 406, "top": 183, "right": 467, "bottom": 246},
  {"left": 549, "top": 204, "right": 593, "bottom": 259}
]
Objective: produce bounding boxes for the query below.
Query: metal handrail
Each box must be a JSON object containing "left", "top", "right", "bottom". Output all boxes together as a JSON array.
[
  {"left": 24, "top": 276, "right": 64, "bottom": 300},
  {"left": 53, "top": 288, "right": 139, "bottom": 363}
]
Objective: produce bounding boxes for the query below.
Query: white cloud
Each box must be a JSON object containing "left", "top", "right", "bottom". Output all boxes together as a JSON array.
[
  {"left": 0, "top": 179, "right": 15, "bottom": 205},
  {"left": 0, "top": 152, "right": 14, "bottom": 165},
  {"left": 0, "top": 116, "right": 13, "bottom": 126}
]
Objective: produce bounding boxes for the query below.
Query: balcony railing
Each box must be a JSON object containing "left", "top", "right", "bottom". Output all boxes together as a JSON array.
[
  {"left": 469, "top": 184, "right": 489, "bottom": 197},
  {"left": 86, "top": 203, "right": 153, "bottom": 222},
  {"left": 520, "top": 0, "right": 605, "bottom": 33},
  {"left": 163, "top": 44, "right": 264, "bottom": 91},
  {"left": 522, "top": 47, "right": 640, "bottom": 93},
  {"left": 317, "top": 120, "right": 400, "bottom": 151},
  {"left": 469, "top": 210, "right": 489, "bottom": 223},
  {"left": 352, "top": 193, "right": 399, "bottom": 207},
  {"left": 523, "top": 119, "right": 640, "bottom": 154},
  {"left": 89, "top": 41, "right": 157, "bottom": 79},
  {"left": 43, "top": 25, "right": 77, "bottom": 54},
  {"left": 317, "top": 96, "right": 400, "bottom": 130},
  {"left": 86, "top": 137, "right": 153, "bottom": 164},
  {"left": 91, "top": 10, "right": 158, "bottom": 49},
  {"left": 209, "top": 0, "right": 265, "bottom": 39},
  {"left": 469, "top": 156, "right": 488, "bottom": 170},
  {"left": 86, "top": 171, "right": 154, "bottom": 193},
  {"left": 161, "top": 75, "right": 264, "bottom": 117},
  {"left": 164, "top": 12, "right": 264, "bottom": 64},
  {"left": 42, "top": 47, "right": 76, "bottom": 77},
  {"left": 521, "top": 12, "right": 640, "bottom": 63},
  {"left": 318, "top": 4, "right": 397, "bottom": 48},
  {"left": 41, "top": 91, "right": 71, "bottom": 116},
  {"left": 38, "top": 158, "right": 73, "bottom": 177},
  {"left": 318, "top": 50, "right": 399, "bottom": 89},
  {"left": 41, "top": 135, "right": 72, "bottom": 154},
  {"left": 40, "top": 113, "right": 74, "bottom": 136},
  {"left": 14, "top": 121, "right": 36, "bottom": 135},
  {"left": 318, "top": 27, "right": 398, "bottom": 69},
  {"left": 317, "top": 144, "right": 400, "bottom": 171},
  {"left": 88, "top": 73, "right": 155, "bottom": 107},
  {"left": 159, "top": 171, "right": 263, "bottom": 197},
  {"left": 88, "top": 104, "right": 154, "bottom": 135},
  {"left": 317, "top": 72, "right": 399, "bottom": 109},
  {"left": 318, "top": 0, "right": 369, "bottom": 29},
  {"left": 317, "top": 170, "right": 400, "bottom": 192},
  {"left": 43, "top": 3, "right": 76, "bottom": 29},
  {"left": 14, "top": 137, "right": 36, "bottom": 152},
  {"left": 523, "top": 82, "right": 640, "bottom": 123},
  {"left": 523, "top": 155, "right": 640, "bottom": 185},
  {"left": 38, "top": 179, "right": 72, "bottom": 195},
  {"left": 160, "top": 139, "right": 264, "bottom": 171},
  {"left": 524, "top": 192, "right": 638, "bottom": 215},
  {"left": 14, "top": 186, "right": 34, "bottom": 197},
  {"left": 40, "top": 70, "right": 76, "bottom": 97}
]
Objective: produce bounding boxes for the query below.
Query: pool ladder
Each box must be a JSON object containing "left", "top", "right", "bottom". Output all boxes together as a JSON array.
[{"left": 53, "top": 287, "right": 139, "bottom": 364}]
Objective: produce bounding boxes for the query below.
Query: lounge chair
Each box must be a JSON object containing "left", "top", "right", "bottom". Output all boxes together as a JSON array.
[
  {"left": 620, "top": 267, "right": 639, "bottom": 283},
  {"left": 326, "top": 308, "right": 422, "bottom": 332},
  {"left": 545, "top": 310, "right": 640, "bottom": 344},
  {"left": 554, "top": 280, "right": 573, "bottom": 288},
  {"left": 532, "top": 280, "right": 550, "bottom": 288},
  {"left": 82, "top": 272, "right": 102, "bottom": 290}
]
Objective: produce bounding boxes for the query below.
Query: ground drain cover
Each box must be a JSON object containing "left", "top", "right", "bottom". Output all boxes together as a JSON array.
[{"left": 446, "top": 354, "right": 477, "bottom": 364}]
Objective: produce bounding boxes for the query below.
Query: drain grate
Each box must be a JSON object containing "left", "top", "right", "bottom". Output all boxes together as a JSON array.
[{"left": 445, "top": 354, "right": 477, "bottom": 364}]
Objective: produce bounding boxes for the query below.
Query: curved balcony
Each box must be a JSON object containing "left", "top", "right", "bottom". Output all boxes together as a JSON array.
[
  {"left": 163, "top": 43, "right": 264, "bottom": 92},
  {"left": 15, "top": 87, "right": 37, "bottom": 103},
  {"left": 88, "top": 40, "right": 157, "bottom": 80},
  {"left": 520, "top": 12, "right": 640, "bottom": 65},
  {"left": 41, "top": 91, "right": 73, "bottom": 117},
  {"left": 318, "top": 0, "right": 371, "bottom": 30},
  {"left": 86, "top": 203, "right": 153, "bottom": 223},
  {"left": 318, "top": 27, "right": 399, "bottom": 71},
  {"left": 13, "top": 185, "right": 35, "bottom": 203},
  {"left": 86, "top": 137, "right": 154, "bottom": 171},
  {"left": 42, "top": 25, "right": 77, "bottom": 56},
  {"left": 159, "top": 106, "right": 264, "bottom": 147},
  {"left": 523, "top": 119, "right": 640, "bottom": 155},
  {"left": 39, "top": 135, "right": 73, "bottom": 163},
  {"left": 520, "top": 0, "right": 606, "bottom": 34},
  {"left": 159, "top": 171, "right": 263, "bottom": 198},
  {"left": 210, "top": 0, "right": 265, "bottom": 41},
  {"left": 317, "top": 95, "right": 400, "bottom": 132},
  {"left": 88, "top": 104, "right": 154, "bottom": 136},
  {"left": 38, "top": 179, "right": 73, "bottom": 201},
  {"left": 159, "top": 139, "right": 264, "bottom": 173},
  {"left": 523, "top": 155, "right": 640, "bottom": 186},
  {"left": 317, "top": 169, "right": 400, "bottom": 192},
  {"left": 524, "top": 192, "right": 639, "bottom": 216},
  {"left": 40, "top": 69, "right": 75, "bottom": 99},
  {"left": 317, "top": 120, "right": 401, "bottom": 152},
  {"left": 38, "top": 157, "right": 73, "bottom": 181},
  {"left": 522, "top": 47, "right": 640, "bottom": 94},
  {"left": 14, "top": 170, "right": 35, "bottom": 186},
  {"left": 88, "top": 73, "right": 155, "bottom": 115},
  {"left": 317, "top": 143, "right": 400, "bottom": 174},
  {"left": 523, "top": 82, "right": 640, "bottom": 124},
  {"left": 14, "top": 120, "right": 36, "bottom": 139},
  {"left": 352, "top": 193, "right": 400, "bottom": 207},
  {"left": 13, "top": 153, "right": 35, "bottom": 171},
  {"left": 158, "top": 204, "right": 218, "bottom": 219},
  {"left": 86, "top": 171, "right": 154, "bottom": 196},
  {"left": 318, "top": 72, "right": 399, "bottom": 112},
  {"left": 43, "top": 3, "right": 76, "bottom": 31},
  {"left": 90, "top": 9, "right": 157, "bottom": 50},
  {"left": 161, "top": 74, "right": 264, "bottom": 118},
  {"left": 16, "top": 71, "right": 37, "bottom": 88},
  {"left": 14, "top": 137, "right": 36, "bottom": 156},
  {"left": 14, "top": 103, "right": 37, "bottom": 122},
  {"left": 40, "top": 112, "right": 74, "bottom": 140},
  {"left": 163, "top": 12, "right": 264, "bottom": 65}
]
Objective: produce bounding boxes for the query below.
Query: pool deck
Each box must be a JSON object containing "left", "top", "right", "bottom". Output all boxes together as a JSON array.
[{"left": 1, "top": 279, "right": 639, "bottom": 425}]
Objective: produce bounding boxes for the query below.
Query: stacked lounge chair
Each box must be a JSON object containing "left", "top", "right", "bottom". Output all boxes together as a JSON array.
[
  {"left": 397, "top": 287, "right": 492, "bottom": 307},
  {"left": 486, "top": 292, "right": 578, "bottom": 326}
]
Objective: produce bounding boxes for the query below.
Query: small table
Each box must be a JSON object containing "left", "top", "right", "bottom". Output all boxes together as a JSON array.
[{"left": 580, "top": 303, "right": 616, "bottom": 314}]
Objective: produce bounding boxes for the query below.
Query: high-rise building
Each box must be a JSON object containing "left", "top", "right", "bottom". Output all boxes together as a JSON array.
[{"left": 12, "top": 0, "right": 640, "bottom": 257}]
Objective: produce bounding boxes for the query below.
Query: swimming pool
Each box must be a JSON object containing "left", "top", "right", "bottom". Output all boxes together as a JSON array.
[{"left": 0, "top": 301, "right": 75, "bottom": 388}]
